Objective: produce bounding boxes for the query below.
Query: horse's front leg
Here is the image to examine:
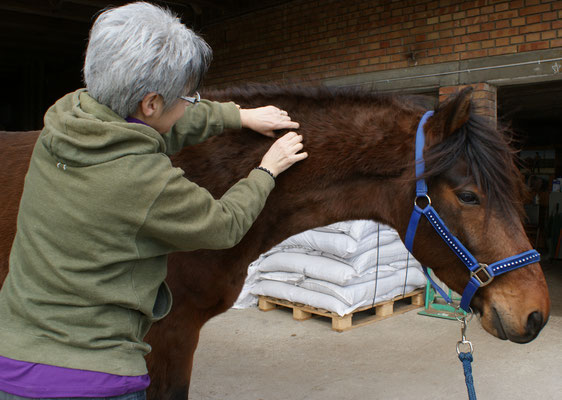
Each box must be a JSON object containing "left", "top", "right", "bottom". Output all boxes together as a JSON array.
[{"left": 146, "top": 309, "right": 202, "bottom": 400}]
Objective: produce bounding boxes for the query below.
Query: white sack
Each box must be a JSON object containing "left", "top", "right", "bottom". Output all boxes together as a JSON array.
[
  {"left": 233, "top": 258, "right": 262, "bottom": 309},
  {"left": 278, "top": 229, "right": 398, "bottom": 258},
  {"left": 314, "top": 220, "right": 392, "bottom": 241},
  {"left": 390, "top": 259, "right": 422, "bottom": 269},
  {"left": 259, "top": 271, "right": 305, "bottom": 285},
  {"left": 256, "top": 251, "right": 396, "bottom": 286},
  {"left": 299, "top": 267, "right": 426, "bottom": 306},
  {"left": 347, "top": 240, "right": 412, "bottom": 273}
]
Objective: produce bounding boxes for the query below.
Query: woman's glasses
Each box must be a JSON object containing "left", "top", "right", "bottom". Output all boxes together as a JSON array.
[{"left": 179, "top": 92, "right": 200, "bottom": 105}]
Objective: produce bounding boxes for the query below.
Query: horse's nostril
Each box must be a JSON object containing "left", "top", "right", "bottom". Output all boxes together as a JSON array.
[{"left": 526, "top": 311, "right": 544, "bottom": 334}]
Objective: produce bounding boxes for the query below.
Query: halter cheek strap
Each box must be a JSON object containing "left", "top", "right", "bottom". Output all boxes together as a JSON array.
[{"left": 405, "top": 111, "right": 540, "bottom": 312}]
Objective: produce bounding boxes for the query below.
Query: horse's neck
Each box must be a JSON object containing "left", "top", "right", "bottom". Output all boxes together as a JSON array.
[{"left": 247, "top": 114, "right": 418, "bottom": 255}]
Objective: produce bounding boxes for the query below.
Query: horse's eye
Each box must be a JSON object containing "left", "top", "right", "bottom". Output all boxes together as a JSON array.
[{"left": 457, "top": 191, "right": 479, "bottom": 205}]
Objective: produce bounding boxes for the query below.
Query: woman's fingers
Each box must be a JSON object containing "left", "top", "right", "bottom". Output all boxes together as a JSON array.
[
  {"left": 239, "top": 106, "right": 300, "bottom": 137},
  {"left": 259, "top": 131, "right": 307, "bottom": 177}
]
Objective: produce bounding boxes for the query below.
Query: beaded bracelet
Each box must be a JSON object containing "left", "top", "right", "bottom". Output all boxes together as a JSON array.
[{"left": 254, "top": 166, "right": 275, "bottom": 180}]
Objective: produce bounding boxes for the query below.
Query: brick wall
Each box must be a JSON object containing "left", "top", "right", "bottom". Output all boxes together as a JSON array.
[{"left": 202, "top": 0, "right": 562, "bottom": 87}]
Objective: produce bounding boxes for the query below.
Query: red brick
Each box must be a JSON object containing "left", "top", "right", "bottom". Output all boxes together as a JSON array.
[
  {"left": 460, "top": 49, "right": 488, "bottom": 59},
  {"left": 551, "top": 38, "right": 562, "bottom": 47},
  {"left": 440, "top": 85, "right": 463, "bottom": 95},
  {"left": 464, "top": 32, "right": 491, "bottom": 42},
  {"left": 454, "top": 27, "right": 467, "bottom": 36},
  {"left": 518, "top": 41, "right": 550, "bottom": 51},
  {"left": 467, "top": 42, "right": 482, "bottom": 50},
  {"left": 526, "top": 15, "right": 542, "bottom": 24},
  {"left": 428, "top": 32, "right": 440, "bottom": 40},
  {"left": 542, "top": 11, "right": 557, "bottom": 21},
  {"left": 434, "top": 53, "right": 460, "bottom": 63},
  {"left": 462, "top": 15, "right": 489, "bottom": 26},
  {"left": 473, "top": 90, "right": 496, "bottom": 100},
  {"left": 427, "top": 48, "right": 440, "bottom": 56},
  {"left": 510, "top": 35, "right": 525, "bottom": 44},
  {"left": 490, "top": 27, "right": 520, "bottom": 38},
  {"left": 488, "top": 45, "right": 518, "bottom": 55},
  {"left": 467, "top": 25, "right": 481, "bottom": 34},
  {"left": 495, "top": 37, "right": 510, "bottom": 46},
  {"left": 438, "top": 21, "right": 456, "bottom": 30},
  {"left": 495, "top": 2, "right": 510, "bottom": 12},
  {"left": 489, "top": 10, "right": 519, "bottom": 21},
  {"left": 466, "top": 8, "right": 480, "bottom": 17},
  {"left": 526, "top": 32, "right": 541, "bottom": 41},
  {"left": 511, "top": 17, "right": 526, "bottom": 26},
  {"left": 519, "top": 5, "right": 551, "bottom": 16},
  {"left": 495, "top": 20, "right": 510, "bottom": 29},
  {"left": 521, "top": 22, "right": 552, "bottom": 33}
]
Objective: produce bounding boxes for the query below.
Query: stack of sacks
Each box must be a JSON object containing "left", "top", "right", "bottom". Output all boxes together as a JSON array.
[{"left": 234, "top": 220, "right": 427, "bottom": 316}]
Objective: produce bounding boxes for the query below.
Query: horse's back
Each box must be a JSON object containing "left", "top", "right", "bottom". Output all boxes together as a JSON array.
[{"left": 0, "top": 130, "right": 40, "bottom": 284}]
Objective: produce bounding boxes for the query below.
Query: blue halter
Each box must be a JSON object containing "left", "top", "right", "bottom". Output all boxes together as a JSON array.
[{"left": 405, "top": 111, "right": 540, "bottom": 312}]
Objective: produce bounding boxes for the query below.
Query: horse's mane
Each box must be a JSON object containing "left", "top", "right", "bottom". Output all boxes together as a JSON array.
[
  {"left": 206, "top": 82, "right": 430, "bottom": 111},
  {"left": 423, "top": 110, "right": 526, "bottom": 219}
]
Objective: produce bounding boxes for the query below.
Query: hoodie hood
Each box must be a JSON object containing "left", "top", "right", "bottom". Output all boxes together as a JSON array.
[{"left": 41, "top": 90, "right": 166, "bottom": 167}]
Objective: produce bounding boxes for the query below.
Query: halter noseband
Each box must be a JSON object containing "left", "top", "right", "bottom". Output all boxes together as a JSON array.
[{"left": 405, "top": 111, "right": 540, "bottom": 312}]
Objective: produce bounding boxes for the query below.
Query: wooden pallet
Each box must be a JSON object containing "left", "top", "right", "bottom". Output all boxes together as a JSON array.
[{"left": 258, "top": 289, "right": 424, "bottom": 332}]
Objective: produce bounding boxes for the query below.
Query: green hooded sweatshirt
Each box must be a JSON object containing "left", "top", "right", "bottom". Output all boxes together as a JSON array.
[{"left": 0, "top": 90, "right": 275, "bottom": 376}]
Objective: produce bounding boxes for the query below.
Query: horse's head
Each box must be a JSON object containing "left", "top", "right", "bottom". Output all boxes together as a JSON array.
[{"left": 410, "top": 88, "right": 550, "bottom": 343}]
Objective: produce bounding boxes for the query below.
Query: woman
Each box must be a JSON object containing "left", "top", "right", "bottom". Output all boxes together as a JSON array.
[{"left": 0, "top": 2, "right": 306, "bottom": 399}]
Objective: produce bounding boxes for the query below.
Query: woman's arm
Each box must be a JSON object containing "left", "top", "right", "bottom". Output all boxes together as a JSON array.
[{"left": 163, "top": 101, "right": 300, "bottom": 155}]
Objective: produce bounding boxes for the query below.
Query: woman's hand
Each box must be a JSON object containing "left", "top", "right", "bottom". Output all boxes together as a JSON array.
[
  {"left": 259, "top": 131, "right": 308, "bottom": 177},
  {"left": 240, "top": 106, "right": 299, "bottom": 137}
]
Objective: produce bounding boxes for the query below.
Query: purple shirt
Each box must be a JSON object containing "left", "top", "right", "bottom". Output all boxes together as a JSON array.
[
  {"left": 0, "top": 117, "right": 153, "bottom": 398},
  {"left": 0, "top": 355, "right": 149, "bottom": 398},
  {"left": 125, "top": 116, "right": 151, "bottom": 127}
]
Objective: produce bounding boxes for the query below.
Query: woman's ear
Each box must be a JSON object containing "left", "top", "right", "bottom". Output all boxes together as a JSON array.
[{"left": 137, "top": 92, "right": 162, "bottom": 118}]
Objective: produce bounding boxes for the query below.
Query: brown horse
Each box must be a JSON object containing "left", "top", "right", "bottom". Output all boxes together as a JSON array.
[{"left": 0, "top": 85, "right": 550, "bottom": 400}]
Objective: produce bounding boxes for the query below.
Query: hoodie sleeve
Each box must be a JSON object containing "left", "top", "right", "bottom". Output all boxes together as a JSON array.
[
  {"left": 162, "top": 100, "right": 242, "bottom": 155},
  {"left": 136, "top": 168, "right": 275, "bottom": 255}
]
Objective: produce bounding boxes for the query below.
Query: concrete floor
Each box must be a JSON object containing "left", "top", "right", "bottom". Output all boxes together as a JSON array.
[{"left": 190, "top": 261, "right": 562, "bottom": 400}]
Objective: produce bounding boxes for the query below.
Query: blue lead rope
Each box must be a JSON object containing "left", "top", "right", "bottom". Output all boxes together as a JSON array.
[{"left": 458, "top": 352, "right": 477, "bottom": 400}]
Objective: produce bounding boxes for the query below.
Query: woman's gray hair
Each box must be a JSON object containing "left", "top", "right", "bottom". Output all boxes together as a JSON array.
[{"left": 83, "top": 2, "right": 212, "bottom": 118}]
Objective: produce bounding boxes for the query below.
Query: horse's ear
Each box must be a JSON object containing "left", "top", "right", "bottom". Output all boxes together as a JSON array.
[{"left": 425, "top": 87, "right": 473, "bottom": 145}]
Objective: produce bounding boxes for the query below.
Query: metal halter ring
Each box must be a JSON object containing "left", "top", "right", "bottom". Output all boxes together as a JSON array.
[
  {"left": 413, "top": 194, "right": 431, "bottom": 209},
  {"left": 455, "top": 306, "right": 474, "bottom": 323},
  {"left": 456, "top": 340, "right": 474, "bottom": 355}
]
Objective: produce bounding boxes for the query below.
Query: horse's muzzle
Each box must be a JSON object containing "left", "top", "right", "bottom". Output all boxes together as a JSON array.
[{"left": 492, "top": 307, "right": 547, "bottom": 343}]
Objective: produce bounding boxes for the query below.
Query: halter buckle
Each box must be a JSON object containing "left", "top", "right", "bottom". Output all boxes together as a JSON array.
[{"left": 471, "top": 263, "right": 494, "bottom": 287}]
